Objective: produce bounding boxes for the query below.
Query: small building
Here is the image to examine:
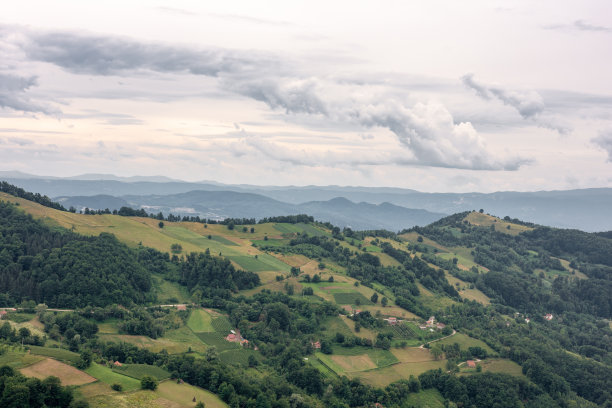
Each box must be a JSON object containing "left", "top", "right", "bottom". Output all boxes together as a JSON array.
[
  {"left": 0, "top": 310, "right": 7, "bottom": 319},
  {"left": 544, "top": 314, "right": 553, "bottom": 321},
  {"left": 176, "top": 305, "right": 187, "bottom": 311},
  {"left": 113, "top": 361, "right": 123, "bottom": 367},
  {"left": 388, "top": 317, "right": 397, "bottom": 325},
  {"left": 426, "top": 316, "right": 435, "bottom": 327},
  {"left": 311, "top": 341, "right": 321, "bottom": 349},
  {"left": 525, "top": 318, "right": 530, "bottom": 323},
  {"left": 226, "top": 333, "right": 238, "bottom": 342},
  {"left": 436, "top": 322, "right": 446, "bottom": 329},
  {"left": 466, "top": 360, "right": 476, "bottom": 368}
]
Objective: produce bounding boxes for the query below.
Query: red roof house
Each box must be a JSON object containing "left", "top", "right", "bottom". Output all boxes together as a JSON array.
[
  {"left": 388, "top": 317, "right": 397, "bottom": 325},
  {"left": 311, "top": 341, "right": 321, "bottom": 349},
  {"left": 466, "top": 360, "right": 476, "bottom": 368}
]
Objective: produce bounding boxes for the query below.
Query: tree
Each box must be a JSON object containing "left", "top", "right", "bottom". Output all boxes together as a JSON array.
[
  {"left": 312, "top": 274, "right": 321, "bottom": 283},
  {"left": 196, "top": 403, "right": 206, "bottom": 408},
  {"left": 171, "top": 243, "right": 183, "bottom": 254},
  {"left": 431, "top": 345, "right": 443, "bottom": 360},
  {"left": 227, "top": 222, "right": 235, "bottom": 230},
  {"left": 370, "top": 293, "right": 379, "bottom": 303},
  {"left": 381, "top": 297, "right": 388, "bottom": 307},
  {"left": 205, "top": 346, "right": 218, "bottom": 362},
  {"left": 141, "top": 376, "right": 157, "bottom": 390},
  {"left": 158, "top": 221, "right": 164, "bottom": 228},
  {"left": 111, "top": 383, "right": 123, "bottom": 391}
]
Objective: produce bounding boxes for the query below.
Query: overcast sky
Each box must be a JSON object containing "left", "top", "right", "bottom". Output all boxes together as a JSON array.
[{"left": 1, "top": 0, "right": 611, "bottom": 192}]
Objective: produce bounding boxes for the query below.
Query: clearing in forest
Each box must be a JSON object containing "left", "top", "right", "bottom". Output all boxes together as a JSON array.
[{"left": 21, "top": 358, "right": 96, "bottom": 386}]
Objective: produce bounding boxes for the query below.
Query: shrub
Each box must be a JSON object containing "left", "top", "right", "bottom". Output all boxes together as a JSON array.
[{"left": 141, "top": 376, "right": 157, "bottom": 390}]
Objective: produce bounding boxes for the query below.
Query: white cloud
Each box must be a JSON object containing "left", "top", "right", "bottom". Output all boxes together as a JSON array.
[
  {"left": 462, "top": 73, "right": 570, "bottom": 135},
  {"left": 592, "top": 129, "right": 612, "bottom": 161}
]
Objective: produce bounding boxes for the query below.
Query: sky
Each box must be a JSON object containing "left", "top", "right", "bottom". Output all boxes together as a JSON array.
[{"left": 1, "top": 0, "right": 611, "bottom": 192}]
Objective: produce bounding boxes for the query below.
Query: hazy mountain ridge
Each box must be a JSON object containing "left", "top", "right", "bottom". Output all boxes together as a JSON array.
[{"left": 3, "top": 174, "right": 612, "bottom": 231}]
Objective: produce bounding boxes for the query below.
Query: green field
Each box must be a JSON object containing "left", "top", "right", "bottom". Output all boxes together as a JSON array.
[
  {"left": 331, "top": 346, "right": 399, "bottom": 368},
  {"left": 155, "top": 276, "right": 191, "bottom": 303},
  {"left": 404, "top": 389, "right": 445, "bottom": 407},
  {"left": 209, "top": 235, "right": 239, "bottom": 246},
  {"left": 86, "top": 363, "right": 141, "bottom": 391},
  {"left": 28, "top": 346, "right": 81, "bottom": 363},
  {"left": 0, "top": 350, "right": 44, "bottom": 368},
  {"left": 112, "top": 363, "right": 171, "bottom": 380},
  {"left": 196, "top": 333, "right": 240, "bottom": 351},
  {"left": 230, "top": 253, "right": 291, "bottom": 272},
  {"left": 218, "top": 348, "right": 258, "bottom": 366},
  {"left": 333, "top": 292, "right": 373, "bottom": 305},
  {"left": 436, "top": 332, "right": 495, "bottom": 355},
  {"left": 211, "top": 316, "right": 233, "bottom": 333},
  {"left": 187, "top": 309, "right": 214, "bottom": 332},
  {"left": 7, "top": 312, "right": 36, "bottom": 323}
]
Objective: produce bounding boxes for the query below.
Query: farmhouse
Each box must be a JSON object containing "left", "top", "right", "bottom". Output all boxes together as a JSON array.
[
  {"left": 226, "top": 333, "right": 238, "bottom": 342},
  {"left": 176, "top": 304, "right": 187, "bottom": 311},
  {"left": 427, "top": 316, "right": 435, "bottom": 327},
  {"left": 0, "top": 310, "right": 7, "bottom": 319},
  {"left": 436, "top": 322, "right": 446, "bottom": 329},
  {"left": 466, "top": 360, "right": 476, "bottom": 368},
  {"left": 387, "top": 317, "right": 397, "bottom": 325},
  {"left": 311, "top": 341, "right": 321, "bottom": 349},
  {"left": 544, "top": 313, "right": 553, "bottom": 321},
  {"left": 113, "top": 361, "right": 123, "bottom": 367}
]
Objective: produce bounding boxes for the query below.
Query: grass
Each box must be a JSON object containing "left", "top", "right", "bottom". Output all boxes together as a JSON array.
[
  {"left": 196, "top": 333, "right": 240, "bottom": 351},
  {"left": 436, "top": 332, "right": 495, "bottom": 355},
  {"left": 100, "top": 326, "right": 207, "bottom": 354},
  {"left": 112, "top": 363, "right": 171, "bottom": 380},
  {"left": 218, "top": 348, "right": 258, "bottom": 366},
  {"left": 156, "top": 380, "right": 228, "bottom": 408},
  {"left": 7, "top": 312, "right": 36, "bottom": 323},
  {"left": 464, "top": 212, "right": 533, "bottom": 236},
  {"left": 0, "top": 350, "right": 44, "bottom": 368},
  {"left": 308, "top": 357, "right": 338, "bottom": 379},
  {"left": 331, "top": 346, "right": 399, "bottom": 368},
  {"left": 21, "top": 358, "right": 96, "bottom": 386},
  {"left": 354, "top": 359, "right": 446, "bottom": 387},
  {"left": 209, "top": 235, "right": 239, "bottom": 246},
  {"left": 28, "top": 346, "right": 81, "bottom": 363},
  {"left": 364, "top": 245, "right": 382, "bottom": 253},
  {"left": 97, "top": 319, "right": 121, "bottom": 334},
  {"left": 333, "top": 292, "right": 373, "bottom": 305},
  {"left": 477, "top": 358, "right": 524, "bottom": 377},
  {"left": 231, "top": 255, "right": 281, "bottom": 272},
  {"left": 404, "top": 389, "right": 445, "bottom": 408},
  {"left": 155, "top": 276, "right": 191, "bottom": 304},
  {"left": 211, "top": 316, "right": 233, "bottom": 333},
  {"left": 85, "top": 363, "right": 141, "bottom": 391},
  {"left": 187, "top": 309, "right": 214, "bottom": 332}
]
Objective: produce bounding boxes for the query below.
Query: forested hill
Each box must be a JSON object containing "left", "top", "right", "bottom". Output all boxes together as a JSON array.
[
  {"left": 0, "top": 200, "right": 153, "bottom": 308},
  {"left": 0, "top": 200, "right": 259, "bottom": 308}
]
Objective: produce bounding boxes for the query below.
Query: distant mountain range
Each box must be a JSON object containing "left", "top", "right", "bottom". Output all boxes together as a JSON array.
[{"left": 2, "top": 172, "right": 612, "bottom": 231}]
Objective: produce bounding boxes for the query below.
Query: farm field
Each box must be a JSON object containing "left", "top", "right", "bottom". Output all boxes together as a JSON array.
[
  {"left": 0, "top": 350, "right": 44, "bottom": 368},
  {"left": 99, "top": 326, "right": 207, "bottom": 354},
  {"left": 436, "top": 333, "right": 495, "bottom": 355},
  {"left": 404, "top": 389, "right": 445, "bottom": 408},
  {"left": 86, "top": 363, "right": 141, "bottom": 391},
  {"left": 156, "top": 380, "right": 228, "bottom": 408},
  {"left": 28, "top": 345, "right": 81, "bottom": 363},
  {"left": 187, "top": 309, "right": 214, "bottom": 332},
  {"left": 476, "top": 358, "right": 524, "bottom": 377},
  {"left": 21, "top": 358, "right": 96, "bottom": 386},
  {"left": 112, "top": 363, "right": 171, "bottom": 380},
  {"left": 354, "top": 358, "right": 446, "bottom": 387}
]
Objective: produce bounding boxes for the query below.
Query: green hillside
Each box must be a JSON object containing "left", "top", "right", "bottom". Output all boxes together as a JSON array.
[{"left": 2, "top": 188, "right": 612, "bottom": 408}]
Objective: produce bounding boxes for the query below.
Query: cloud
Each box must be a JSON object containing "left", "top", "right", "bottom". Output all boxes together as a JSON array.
[
  {"left": 544, "top": 20, "right": 611, "bottom": 33},
  {"left": 592, "top": 129, "right": 612, "bottom": 162},
  {"left": 3, "top": 25, "right": 530, "bottom": 171},
  {"left": 0, "top": 73, "right": 58, "bottom": 114},
  {"left": 462, "top": 73, "right": 570, "bottom": 134}
]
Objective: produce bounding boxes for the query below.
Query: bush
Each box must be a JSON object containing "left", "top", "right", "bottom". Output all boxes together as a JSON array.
[
  {"left": 111, "top": 383, "right": 123, "bottom": 391},
  {"left": 141, "top": 375, "right": 157, "bottom": 390}
]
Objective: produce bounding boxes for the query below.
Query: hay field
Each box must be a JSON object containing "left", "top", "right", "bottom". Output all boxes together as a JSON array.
[{"left": 21, "top": 358, "right": 96, "bottom": 386}]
